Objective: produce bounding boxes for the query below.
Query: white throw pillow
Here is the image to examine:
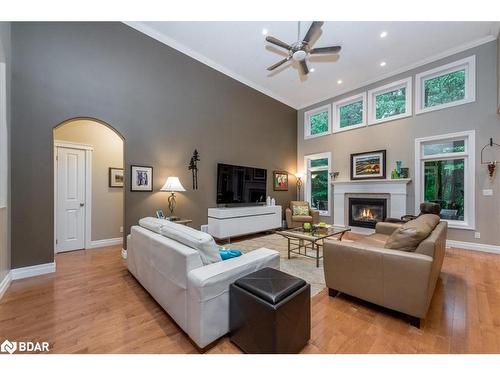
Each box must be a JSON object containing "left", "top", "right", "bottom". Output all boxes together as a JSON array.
[
  {"left": 138, "top": 217, "right": 167, "bottom": 234},
  {"left": 160, "top": 221, "right": 221, "bottom": 265}
]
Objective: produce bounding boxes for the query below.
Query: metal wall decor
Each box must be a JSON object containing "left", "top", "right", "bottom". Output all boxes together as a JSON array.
[
  {"left": 188, "top": 149, "right": 200, "bottom": 189},
  {"left": 480, "top": 138, "right": 500, "bottom": 179}
]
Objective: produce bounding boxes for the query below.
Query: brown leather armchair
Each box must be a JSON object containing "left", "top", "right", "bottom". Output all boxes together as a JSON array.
[
  {"left": 285, "top": 201, "right": 320, "bottom": 229},
  {"left": 385, "top": 202, "right": 441, "bottom": 224}
]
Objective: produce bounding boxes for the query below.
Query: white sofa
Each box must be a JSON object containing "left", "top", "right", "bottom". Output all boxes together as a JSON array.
[{"left": 126, "top": 218, "right": 280, "bottom": 349}]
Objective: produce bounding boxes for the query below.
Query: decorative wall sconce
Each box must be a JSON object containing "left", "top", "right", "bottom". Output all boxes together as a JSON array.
[
  {"left": 295, "top": 172, "right": 304, "bottom": 199},
  {"left": 330, "top": 171, "right": 339, "bottom": 180},
  {"left": 481, "top": 138, "right": 500, "bottom": 180},
  {"left": 188, "top": 149, "right": 200, "bottom": 189}
]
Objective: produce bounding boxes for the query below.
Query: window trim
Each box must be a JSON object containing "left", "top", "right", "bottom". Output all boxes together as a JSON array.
[
  {"left": 304, "top": 104, "right": 332, "bottom": 139},
  {"left": 304, "top": 152, "right": 331, "bottom": 216},
  {"left": 415, "top": 55, "right": 476, "bottom": 115},
  {"left": 414, "top": 130, "right": 475, "bottom": 230},
  {"left": 332, "top": 92, "right": 367, "bottom": 133},
  {"left": 367, "top": 77, "right": 413, "bottom": 125},
  {"left": 0, "top": 63, "right": 6, "bottom": 208}
]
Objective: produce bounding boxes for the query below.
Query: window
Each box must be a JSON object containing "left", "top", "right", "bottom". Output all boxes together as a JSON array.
[
  {"left": 0, "top": 63, "right": 6, "bottom": 208},
  {"left": 367, "top": 77, "right": 412, "bottom": 125},
  {"left": 304, "top": 104, "right": 331, "bottom": 139},
  {"left": 415, "top": 131, "right": 475, "bottom": 230},
  {"left": 332, "top": 93, "right": 366, "bottom": 133},
  {"left": 304, "top": 152, "right": 331, "bottom": 216},
  {"left": 415, "top": 55, "right": 475, "bottom": 114}
]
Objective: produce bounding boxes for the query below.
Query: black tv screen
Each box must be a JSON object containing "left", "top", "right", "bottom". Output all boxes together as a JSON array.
[{"left": 216, "top": 163, "right": 267, "bottom": 205}]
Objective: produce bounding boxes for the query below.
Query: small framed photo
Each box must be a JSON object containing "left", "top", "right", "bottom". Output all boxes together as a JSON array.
[
  {"left": 156, "top": 209, "right": 165, "bottom": 219},
  {"left": 108, "top": 167, "right": 124, "bottom": 188},
  {"left": 350, "top": 150, "right": 386, "bottom": 180},
  {"left": 131, "top": 165, "right": 153, "bottom": 192},
  {"left": 273, "top": 171, "right": 289, "bottom": 191}
]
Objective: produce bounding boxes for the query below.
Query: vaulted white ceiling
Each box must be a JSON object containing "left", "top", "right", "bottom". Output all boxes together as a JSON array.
[{"left": 127, "top": 21, "right": 500, "bottom": 109}]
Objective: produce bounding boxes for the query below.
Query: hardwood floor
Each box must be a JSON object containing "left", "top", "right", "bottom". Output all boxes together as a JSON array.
[{"left": 1, "top": 244, "right": 499, "bottom": 353}]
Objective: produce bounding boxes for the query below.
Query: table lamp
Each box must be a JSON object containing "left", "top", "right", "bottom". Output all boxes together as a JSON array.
[{"left": 160, "top": 176, "right": 186, "bottom": 217}]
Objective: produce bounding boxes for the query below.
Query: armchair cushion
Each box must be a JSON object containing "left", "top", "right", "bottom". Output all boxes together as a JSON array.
[
  {"left": 385, "top": 214, "right": 440, "bottom": 252},
  {"left": 292, "top": 215, "right": 313, "bottom": 223},
  {"left": 292, "top": 205, "right": 309, "bottom": 216}
]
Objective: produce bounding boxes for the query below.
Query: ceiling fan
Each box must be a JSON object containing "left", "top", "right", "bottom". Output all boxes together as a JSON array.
[{"left": 265, "top": 21, "right": 341, "bottom": 75}]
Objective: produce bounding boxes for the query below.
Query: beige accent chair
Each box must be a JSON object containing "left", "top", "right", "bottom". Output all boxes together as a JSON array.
[
  {"left": 285, "top": 201, "right": 320, "bottom": 229},
  {"left": 323, "top": 215, "right": 447, "bottom": 328}
]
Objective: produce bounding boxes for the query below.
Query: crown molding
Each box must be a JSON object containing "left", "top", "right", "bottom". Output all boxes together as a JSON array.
[{"left": 124, "top": 21, "right": 296, "bottom": 109}]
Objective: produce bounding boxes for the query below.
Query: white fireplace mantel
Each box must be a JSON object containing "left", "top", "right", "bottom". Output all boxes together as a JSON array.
[{"left": 332, "top": 179, "right": 411, "bottom": 227}]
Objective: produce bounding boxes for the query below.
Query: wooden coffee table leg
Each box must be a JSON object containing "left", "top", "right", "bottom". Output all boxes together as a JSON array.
[
  {"left": 287, "top": 238, "right": 290, "bottom": 259},
  {"left": 316, "top": 242, "right": 320, "bottom": 268}
]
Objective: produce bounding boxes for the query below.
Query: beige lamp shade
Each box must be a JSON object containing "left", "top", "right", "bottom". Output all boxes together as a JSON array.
[{"left": 160, "top": 176, "right": 186, "bottom": 192}]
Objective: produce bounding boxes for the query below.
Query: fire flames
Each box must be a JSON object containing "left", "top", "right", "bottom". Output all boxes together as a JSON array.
[{"left": 360, "top": 209, "right": 375, "bottom": 220}]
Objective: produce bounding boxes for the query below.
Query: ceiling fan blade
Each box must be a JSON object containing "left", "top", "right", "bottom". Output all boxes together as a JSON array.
[
  {"left": 310, "top": 46, "right": 342, "bottom": 54},
  {"left": 265, "top": 36, "right": 292, "bottom": 50},
  {"left": 300, "top": 60, "right": 309, "bottom": 75},
  {"left": 267, "top": 56, "right": 291, "bottom": 71},
  {"left": 303, "top": 21, "right": 324, "bottom": 44}
]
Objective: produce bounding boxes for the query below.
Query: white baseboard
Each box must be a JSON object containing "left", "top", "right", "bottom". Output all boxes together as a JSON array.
[
  {"left": 0, "top": 271, "right": 12, "bottom": 301},
  {"left": 121, "top": 249, "right": 127, "bottom": 259},
  {"left": 11, "top": 262, "right": 56, "bottom": 280},
  {"left": 88, "top": 237, "right": 123, "bottom": 249},
  {"left": 446, "top": 240, "right": 500, "bottom": 254}
]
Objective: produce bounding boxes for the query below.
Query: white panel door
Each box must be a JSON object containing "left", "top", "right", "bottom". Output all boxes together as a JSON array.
[{"left": 56, "top": 147, "right": 86, "bottom": 252}]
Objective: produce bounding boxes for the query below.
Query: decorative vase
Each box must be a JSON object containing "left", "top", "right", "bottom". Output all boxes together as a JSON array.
[
  {"left": 271, "top": 198, "right": 276, "bottom": 206},
  {"left": 266, "top": 196, "right": 271, "bottom": 206},
  {"left": 396, "top": 161, "right": 402, "bottom": 176}
]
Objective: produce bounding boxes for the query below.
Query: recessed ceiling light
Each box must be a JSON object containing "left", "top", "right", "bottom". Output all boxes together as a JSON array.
[
  {"left": 380, "top": 61, "right": 387, "bottom": 67},
  {"left": 337, "top": 79, "right": 342, "bottom": 84},
  {"left": 310, "top": 68, "right": 315, "bottom": 73},
  {"left": 262, "top": 28, "right": 268, "bottom": 36},
  {"left": 380, "top": 31, "right": 388, "bottom": 38}
]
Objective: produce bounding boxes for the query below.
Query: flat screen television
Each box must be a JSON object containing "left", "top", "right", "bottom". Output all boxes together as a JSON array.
[{"left": 216, "top": 163, "right": 267, "bottom": 205}]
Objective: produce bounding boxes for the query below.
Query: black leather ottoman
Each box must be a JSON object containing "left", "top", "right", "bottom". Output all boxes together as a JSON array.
[{"left": 229, "top": 267, "right": 310, "bottom": 354}]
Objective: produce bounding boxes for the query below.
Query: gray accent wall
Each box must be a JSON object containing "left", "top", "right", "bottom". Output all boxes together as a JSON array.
[
  {"left": 11, "top": 22, "right": 297, "bottom": 268},
  {"left": 0, "top": 22, "right": 11, "bottom": 285},
  {"left": 298, "top": 40, "right": 500, "bottom": 246}
]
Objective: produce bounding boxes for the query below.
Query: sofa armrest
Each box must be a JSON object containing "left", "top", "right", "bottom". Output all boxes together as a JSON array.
[
  {"left": 375, "top": 221, "right": 402, "bottom": 236},
  {"left": 186, "top": 248, "right": 280, "bottom": 348},
  {"left": 310, "top": 209, "right": 320, "bottom": 224},
  {"left": 323, "top": 240, "right": 433, "bottom": 318}
]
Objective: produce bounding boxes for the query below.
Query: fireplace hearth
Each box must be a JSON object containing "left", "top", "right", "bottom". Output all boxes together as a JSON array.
[{"left": 348, "top": 197, "right": 387, "bottom": 229}]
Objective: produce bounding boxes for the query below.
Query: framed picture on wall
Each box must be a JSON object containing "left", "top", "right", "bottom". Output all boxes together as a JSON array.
[
  {"left": 131, "top": 165, "right": 153, "bottom": 192},
  {"left": 273, "top": 171, "right": 289, "bottom": 191},
  {"left": 108, "top": 167, "right": 124, "bottom": 188},
  {"left": 350, "top": 150, "right": 386, "bottom": 180}
]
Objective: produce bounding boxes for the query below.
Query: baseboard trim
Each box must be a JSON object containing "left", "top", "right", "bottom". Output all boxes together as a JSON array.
[
  {"left": 121, "top": 249, "right": 127, "bottom": 259},
  {"left": 0, "top": 271, "right": 12, "bottom": 301},
  {"left": 88, "top": 237, "right": 123, "bottom": 249},
  {"left": 11, "top": 262, "right": 56, "bottom": 280},
  {"left": 446, "top": 240, "right": 500, "bottom": 254}
]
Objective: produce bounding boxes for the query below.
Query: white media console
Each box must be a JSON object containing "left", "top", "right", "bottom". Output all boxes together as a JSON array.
[{"left": 207, "top": 205, "right": 282, "bottom": 240}]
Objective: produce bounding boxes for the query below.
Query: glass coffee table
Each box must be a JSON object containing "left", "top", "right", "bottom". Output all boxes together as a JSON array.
[{"left": 277, "top": 225, "right": 351, "bottom": 267}]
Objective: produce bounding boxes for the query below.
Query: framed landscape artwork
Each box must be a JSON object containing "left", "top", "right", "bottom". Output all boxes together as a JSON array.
[
  {"left": 350, "top": 150, "right": 386, "bottom": 180},
  {"left": 108, "top": 167, "right": 124, "bottom": 188},
  {"left": 131, "top": 165, "right": 153, "bottom": 192},
  {"left": 273, "top": 171, "right": 289, "bottom": 191}
]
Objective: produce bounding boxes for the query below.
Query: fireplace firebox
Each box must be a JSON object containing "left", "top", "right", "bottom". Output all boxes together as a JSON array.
[{"left": 348, "top": 198, "right": 387, "bottom": 229}]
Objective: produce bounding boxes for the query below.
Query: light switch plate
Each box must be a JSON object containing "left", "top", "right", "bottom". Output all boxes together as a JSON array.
[
  {"left": 482, "top": 189, "right": 493, "bottom": 196},
  {"left": 474, "top": 232, "right": 481, "bottom": 239}
]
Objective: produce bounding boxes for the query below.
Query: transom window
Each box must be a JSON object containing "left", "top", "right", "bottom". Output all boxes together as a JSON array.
[
  {"left": 415, "top": 131, "right": 475, "bottom": 230},
  {"left": 304, "top": 104, "right": 331, "bottom": 139},
  {"left": 368, "top": 77, "right": 412, "bottom": 125},
  {"left": 332, "top": 93, "right": 366, "bottom": 133},
  {"left": 304, "top": 152, "right": 331, "bottom": 216},
  {"left": 415, "top": 55, "right": 475, "bottom": 114}
]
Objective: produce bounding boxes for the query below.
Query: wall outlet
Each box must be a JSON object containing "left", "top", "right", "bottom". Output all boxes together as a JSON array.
[
  {"left": 120, "top": 226, "right": 123, "bottom": 233},
  {"left": 474, "top": 232, "right": 481, "bottom": 239},
  {"left": 482, "top": 189, "right": 493, "bottom": 196}
]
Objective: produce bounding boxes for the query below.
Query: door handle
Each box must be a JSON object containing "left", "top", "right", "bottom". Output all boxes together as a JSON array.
[{"left": 80, "top": 203, "right": 85, "bottom": 207}]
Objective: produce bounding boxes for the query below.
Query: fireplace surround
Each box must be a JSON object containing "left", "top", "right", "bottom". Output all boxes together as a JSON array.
[{"left": 348, "top": 197, "right": 387, "bottom": 228}]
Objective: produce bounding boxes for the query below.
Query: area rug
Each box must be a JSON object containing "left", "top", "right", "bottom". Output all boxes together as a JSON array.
[{"left": 230, "top": 233, "right": 327, "bottom": 297}]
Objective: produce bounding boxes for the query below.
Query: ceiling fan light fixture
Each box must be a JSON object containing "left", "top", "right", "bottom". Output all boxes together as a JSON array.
[{"left": 292, "top": 50, "right": 307, "bottom": 61}]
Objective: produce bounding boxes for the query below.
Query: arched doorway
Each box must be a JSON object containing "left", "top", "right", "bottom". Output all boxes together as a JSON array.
[{"left": 53, "top": 118, "right": 124, "bottom": 253}]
